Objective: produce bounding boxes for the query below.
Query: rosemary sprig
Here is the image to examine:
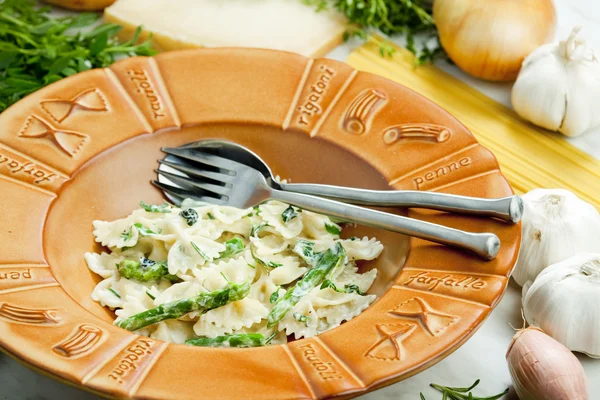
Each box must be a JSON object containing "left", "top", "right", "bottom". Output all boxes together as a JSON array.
[
  {"left": 421, "top": 379, "right": 509, "bottom": 400},
  {"left": 303, "top": 0, "right": 443, "bottom": 63}
]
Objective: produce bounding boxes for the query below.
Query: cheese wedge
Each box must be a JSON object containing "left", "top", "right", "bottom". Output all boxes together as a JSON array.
[{"left": 104, "top": 0, "right": 347, "bottom": 57}]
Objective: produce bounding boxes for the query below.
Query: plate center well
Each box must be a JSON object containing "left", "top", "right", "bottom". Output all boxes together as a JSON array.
[{"left": 44, "top": 124, "right": 410, "bottom": 322}]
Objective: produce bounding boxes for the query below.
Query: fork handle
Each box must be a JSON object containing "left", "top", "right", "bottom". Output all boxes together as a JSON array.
[
  {"left": 270, "top": 189, "right": 500, "bottom": 260},
  {"left": 279, "top": 183, "right": 522, "bottom": 224}
]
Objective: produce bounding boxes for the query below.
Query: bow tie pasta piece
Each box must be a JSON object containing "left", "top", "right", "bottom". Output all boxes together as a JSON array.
[
  {"left": 210, "top": 205, "right": 253, "bottom": 224},
  {"left": 333, "top": 264, "right": 378, "bottom": 293},
  {"left": 193, "top": 298, "right": 269, "bottom": 338},
  {"left": 194, "top": 255, "right": 257, "bottom": 292},
  {"left": 258, "top": 202, "right": 304, "bottom": 239},
  {"left": 153, "top": 281, "right": 206, "bottom": 306},
  {"left": 301, "top": 211, "right": 342, "bottom": 240},
  {"left": 341, "top": 237, "right": 384, "bottom": 261},
  {"left": 250, "top": 234, "right": 290, "bottom": 257},
  {"left": 150, "top": 320, "right": 196, "bottom": 344},
  {"left": 84, "top": 252, "right": 124, "bottom": 278},
  {"left": 265, "top": 254, "right": 307, "bottom": 286},
  {"left": 93, "top": 216, "right": 140, "bottom": 249}
]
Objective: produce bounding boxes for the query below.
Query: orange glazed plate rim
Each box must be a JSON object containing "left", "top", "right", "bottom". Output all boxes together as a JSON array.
[{"left": 0, "top": 48, "right": 520, "bottom": 400}]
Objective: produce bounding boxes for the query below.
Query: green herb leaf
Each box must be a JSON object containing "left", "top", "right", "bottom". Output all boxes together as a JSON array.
[
  {"left": 146, "top": 291, "right": 156, "bottom": 300},
  {"left": 0, "top": 0, "right": 156, "bottom": 111},
  {"left": 250, "top": 223, "right": 269, "bottom": 238},
  {"left": 218, "top": 238, "right": 245, "bottom": 259},
  {"left": 190, "top": 241, "right": 211, "bottom": 261},
  {"left": 179, "top": 208, "right": 199, "bottom": 226},
  {"left": 269, "top": 290, "right": 280, "bottom": 304},
  {"left": 325, "top": 223, "right": 342, "bottom": 236},
  {"left": 345, "top": 284, "right": 366, "bottom": 296},
  {"left": 120, "top": 227, "right": 133, "bottom": 241},
  {"left": 134, "top": 223, "right": 159, "bottom": 236},
  {"left": 281, "top": 205, "right": 299, "bottom": 223},
  {"left": 140, "top": 201, "right": 171, "bottom": 213},
  {"left": 293, "top": 312, "right": 309, "bottom": 326},
  {"left": 108, "top": 288, "right": 121, "bottom": 299},
  {"left": 303, "top": 0, "right": 443, "bottom": 63},
  {"left": 320, "top": 279, "right": 366, "bottom": 295},
  {"left": 206, "top": 212, "right": 215, "bottom": 220}
]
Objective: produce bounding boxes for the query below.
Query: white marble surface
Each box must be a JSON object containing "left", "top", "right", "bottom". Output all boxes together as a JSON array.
[{"left": 1, "top": 0, "right": 599, "bottom": 399}]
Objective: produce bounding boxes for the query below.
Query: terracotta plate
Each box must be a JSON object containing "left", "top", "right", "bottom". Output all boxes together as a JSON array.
[{"left": 0, "top": 48, "right": 520, "bottom": 399}]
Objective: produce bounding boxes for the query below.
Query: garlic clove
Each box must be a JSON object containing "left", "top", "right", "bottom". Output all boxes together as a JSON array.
[
  {"left": 512, "top": 188, "right": 600, "bottom": 287},
  {"left": 507, "top": 326, "right": 588, "bottom": 400},
  {"left": 512, "top": 44, "right": 568, "bottom": 131},
  {"left": 560, "top": 60, "right": 600, "bottom": 136},
  {"left": 523, "top": 253, "right": 600, "bottom": 357}
]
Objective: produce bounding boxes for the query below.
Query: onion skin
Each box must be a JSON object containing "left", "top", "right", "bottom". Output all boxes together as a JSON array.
[
  {"left": 506, "top": 327, "right": 588, "bottom": 400},
  {"left": 42, "top": 0, "right": 116, "bottom": 11},
  {"left": 433, "top": 0, "right": 557, "bottom": 81}
]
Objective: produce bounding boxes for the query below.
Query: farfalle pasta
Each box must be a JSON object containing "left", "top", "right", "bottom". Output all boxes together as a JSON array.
[{"left": 85, "top": 199, "right": 383, "bottom": 347}]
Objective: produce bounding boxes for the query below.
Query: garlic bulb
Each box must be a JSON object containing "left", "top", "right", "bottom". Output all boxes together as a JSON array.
[
  {"left": 512, "top": 27, "right": 600, "bottom": 137},
  {"left": 512, "top": 188, "right": 600, "bottom": 287},
  {"left": 433, "top": 0, "right": 556, "bottom": 81},
  {"left": 523, "top": 253, "right": 600, "bottom": 358},
  {"left": 506, "top": 326, "right": 588, "bottom": 400}
]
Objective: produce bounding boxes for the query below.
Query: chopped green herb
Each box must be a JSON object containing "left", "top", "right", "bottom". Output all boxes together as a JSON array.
[
  {"left": 325, "top": 223, "right": 342, "bottom": 236},
  {"left": 281, "top": 205, "right": 299, "bottom": 223},
  {"left": 120, "top": 228, "right": 132, "bottom": 242},
  {"left": 268, "top": 261, "right": 283, "bottom": 268},
  {"left": 134, "top": 223, "right": 159, "bottom": 236},
  {"left": 220, "top": 271, "right": 230, "bottom": 282},
  {"left": 108, "top": 288, "right": 121, "bottom": 299},
  {"left": 253, "top": 206, "right": 261, "bottom": 216},
  {"left": 146, "top": 291, "right": 156, "bottom": 301},
  {"left": 217, "top": 238, "right": 245, "bottom": 259},
  {"left": 269, "top": 290, "right": 280, "bottom": 304},
  {"left": 349, "top": 236, "right": 359, "bottom": 241},
  {"left": 293, "top": 312, "right": 309, "bottom": 326},
  {"left": 320, "top": 279, "right": 367, "bottom": 296},
  {"left": 206, "top": 212, "right": 215, "bottom": 220},
  {"left": 293, "top": 240, "right": 319, "bottom": 265},
  {"left": 190, "top": 241, "right": 211, "bottom": 261},
  {"left": 140, "top": 201, "right": 171, "bottom": 213},
  {"left": 247, "top": 263, "right": 256, "bottom": 269},
  {"left": 250, "top": 223, "right": 269, "bottom": 238},
  {"left": 344, "top": 284, "right": 366, "bottom": 296},
  {"left": 179, "top": 208, "right": 199, "bottom": 226}
]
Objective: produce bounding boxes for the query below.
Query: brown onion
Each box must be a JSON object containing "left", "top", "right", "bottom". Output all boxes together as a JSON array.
[{"left": 433, "top": 0, "right": 557, "bottom": 81}]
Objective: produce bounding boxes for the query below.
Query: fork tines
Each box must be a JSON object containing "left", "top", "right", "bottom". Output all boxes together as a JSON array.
[{"left": 154, "top": 147, "right": 244, "bottom": 206}]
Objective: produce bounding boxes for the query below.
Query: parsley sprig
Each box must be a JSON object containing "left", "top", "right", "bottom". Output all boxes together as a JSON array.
[
  {"left": 0, "top": 0, "right": 156, "bottom": 112},
  {"left": 303, "top": 0, "right": 443, "bottom": 63}
]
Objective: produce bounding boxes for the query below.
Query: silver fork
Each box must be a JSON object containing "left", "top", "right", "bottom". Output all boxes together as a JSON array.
[{"left": 153, "top": 147, "right": 501, "bottom": 260}]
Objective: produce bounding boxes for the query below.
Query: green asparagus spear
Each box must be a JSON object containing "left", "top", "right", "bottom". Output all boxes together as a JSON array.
[
  {"left": 115, "top": 281, "right": 251, "bottom": 331},
  {"left": 185, "top": 332, "right": 277, "bottom": 348},
  {"left": 117, "top": 258, "right": 180, "bottom": 282},
  {"left": 267, "top": 242, "right": 346, "bottom": 328},
  {"left": 217, "top": 238, "right": 245, "bottom": 259}
]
